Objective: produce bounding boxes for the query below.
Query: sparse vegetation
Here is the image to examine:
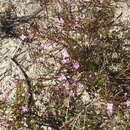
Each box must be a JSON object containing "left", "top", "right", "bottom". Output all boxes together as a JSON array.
[{"left": 0, "top": 0, "right": 130, "bottom": 129}]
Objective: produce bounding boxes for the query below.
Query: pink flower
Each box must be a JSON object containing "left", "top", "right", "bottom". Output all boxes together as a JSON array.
[
  {"left": 48, "top": 40, "right": 53, "bottom": 43},
  {"left": 77, "top": 82, "right": 83, "bottom": 88},
  {"left": 61, "top": 58, "right": 69, "bottom": 64},
  {"left": 23, "top": 122, "right": 28, "bottom": 128},
  {"left": 109, "top": 29, "right": 113, "bottom": 33},
  {"left": 107, "top": 103, "right": 113, "bottom": 113},
  {"left": 40, "top": 43, "right": 47, "bottom": 49},
  {"left": 63, "top": 81, "right": 69, "bottom": 87},
  {"left": 72, "top": 63, "right": 80, "bottom": 69},
  {"left": 99, "top": 0, "right": 103, "bottom": 3},
  {"left": 61, "top": 50, "right": 70, "bottom": 64},
  {"left": 22, "top": 105, "right": 28, "bottom": 112},
  {"left": 57, "top": 73, "right": 66, "bottom": 80},
  {"left": 124, "top": 93, "right": 127, "bottom": 97},
  {"left": 68, "top": 0, "right": 76, "bottom": 6},
  {"left": 3, "top": 128, "right": 9, "bottom": 130},
  {"left": 55, "top": 17, "right": 64, "bottom": 24},
  {"left": 75, "top": 18, "right": 80, "bottom": 24},
  {"left": 57, "top": 34, "right": 64, "bottom": 39},
  {"left": 19, "top": 34, "right": 27, "bottom": 40},
  {"left": 61, "top": 59, "right": 67, "bottom": 64},
  {"left": 56, "top": 2, "right": 61, "bottom": 8},
  {"left": 27, "top": 30, "right": 31, "bottom": 33},
  {"left": 10, "top": 82, "right": 16, "bottom": 89},
  {"left": 2, "top": 91, "right": 10, "bottom": 98},
  {"left": 69, "top": 90, "right": 75, "bottom": 97},
  {"left": 68, "top": 78, "right": 76, "bottom": 84},
  {"left": 62, "top": 50, "right": 69, "bottom": 59},
  {"left": 15, "top": 70, "right": 20, "bottom": 76},
  {"left": 25, "top": 92, "right": 31, "bottom": 96},
  {"left": 60, "top": 18, "right": 64, "bottom": 23},
  {"left": 124, "top": 100, "right": 130, "bottom": 107},
  {"left": 54, "top": 86, "right": 59, "bottom": 91}
]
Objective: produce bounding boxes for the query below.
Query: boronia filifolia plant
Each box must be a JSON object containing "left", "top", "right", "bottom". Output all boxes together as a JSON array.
[{"left": 0, "top": 0, "right": 130, "bottom": 129}]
